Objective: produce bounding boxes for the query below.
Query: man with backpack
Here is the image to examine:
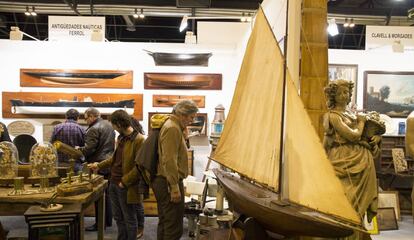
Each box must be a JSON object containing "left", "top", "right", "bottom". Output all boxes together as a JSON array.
[{"left": 151, "top": 100, "right": 198, "bottom": 240}]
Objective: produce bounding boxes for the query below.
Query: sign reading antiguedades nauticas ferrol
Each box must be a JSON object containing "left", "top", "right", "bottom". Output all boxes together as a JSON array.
[
  {"left": 48, "top": 16, "right": 105, "bottom": 41},
  {"left": 366, "top": 25, "right": 414, "bottom": 50}
]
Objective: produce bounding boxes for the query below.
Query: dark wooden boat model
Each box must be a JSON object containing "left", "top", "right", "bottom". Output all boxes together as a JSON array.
[
  {"left": 214, "top": 169, "right": 356, "bottom": 238},
  {"left": 10, "top": 99, "right": 134, "bottom": 108},
  {"left": 10, "top": 99, "right": 134, "bottom": 115},
  {"left": 20, "top": 69, "right": 133, "bottom": 89},
  {"left": 144, "top": 50, "right": 212, "bottom": 66}
]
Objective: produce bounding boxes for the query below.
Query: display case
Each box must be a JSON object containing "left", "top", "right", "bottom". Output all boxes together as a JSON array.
[
  {"left": 29, "top": 142, "right": 58, "bottom": 178},
  {"left": 0, "top": 141, "right": 19, "bottom": 179}
]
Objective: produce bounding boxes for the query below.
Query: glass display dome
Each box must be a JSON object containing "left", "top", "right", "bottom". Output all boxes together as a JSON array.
[
  {"left": 29, "top": 142, "right": 58, "bottom": 178},
  {"left": 0, "top": 141, "right": 19, "bottom": 179}
]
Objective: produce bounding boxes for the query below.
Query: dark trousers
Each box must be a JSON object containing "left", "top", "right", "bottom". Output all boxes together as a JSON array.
[
  {"left": 137, "top": 202, "right": 145, "bottom": 229},
  {"left": 94, "top": 181, "right": 112, "bottom": 226},
  {"left": 152, "top": 176, "right": 184, "bottom": 240},
  {"left": 109, "top": 183, "right": 139, "bottom": 240}
]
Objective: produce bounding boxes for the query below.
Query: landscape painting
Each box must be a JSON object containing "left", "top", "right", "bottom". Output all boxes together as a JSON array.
[{"left": 363, "top": 71, "right": 414, "bottom": 118}]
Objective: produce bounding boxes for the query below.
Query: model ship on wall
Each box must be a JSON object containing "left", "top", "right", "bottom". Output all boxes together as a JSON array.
[
  {"left": 10, "top": 98, "right": 135, "bottom": 115},
  {"left": 144, "top": 50, "right": 212, "bottom": 66},
  {"left": 211, "top": 8, "right": 364, "bottom": 238},
  {"left": 144, "top": 73, "right": 222, "bottom": 90},
  {"left": 20, "top": 69, "right": 133, "bottom": 89},
  {"left": 2, "top": 92, "right": 143, "bottom": 119}
]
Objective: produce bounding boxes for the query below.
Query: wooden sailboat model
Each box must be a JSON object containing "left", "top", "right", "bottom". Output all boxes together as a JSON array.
[{"left": 211, "top": 7, "right": 364, "bottom": 238}]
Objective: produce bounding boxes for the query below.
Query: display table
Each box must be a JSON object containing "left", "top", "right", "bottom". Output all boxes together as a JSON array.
[
  {"left": 0, "top": 180, "right": 108, "bottom": 240},
  {"left": 24, "top": 203, "right": 82, "bottom": 240}
]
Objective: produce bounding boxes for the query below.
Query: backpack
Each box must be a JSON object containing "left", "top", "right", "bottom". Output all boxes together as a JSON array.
[{"left": 135, "top": 114, "right": 169, "bottom": 185}]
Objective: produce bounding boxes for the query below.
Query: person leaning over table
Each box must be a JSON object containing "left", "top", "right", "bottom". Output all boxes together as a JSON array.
[
  {"left": 89, "top": 110, "right": 145, "bottom": 240},
  {"left": 77, "top": 107, "right": 115, "bottom": 231}
]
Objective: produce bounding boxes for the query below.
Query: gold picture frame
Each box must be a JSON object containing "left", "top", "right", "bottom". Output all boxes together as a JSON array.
[
  {"left": 378, "top": 191, "right": 401, "bottom": 221},
  {"left": 377, "top": 207, "right": 398, "bottom": 231}
]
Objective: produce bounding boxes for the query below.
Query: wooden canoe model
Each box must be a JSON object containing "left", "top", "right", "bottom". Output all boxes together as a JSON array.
[
  {"left": 20, "top": 69, "right": 133, "bottom": 89},
  {"left": 144, "top": 73, "right": 222, "bottom": 90},
  {"left": 211, "top": 7, "right": 364, "bottom": 238}
]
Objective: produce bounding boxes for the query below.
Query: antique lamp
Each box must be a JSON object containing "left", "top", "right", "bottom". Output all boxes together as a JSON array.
[{"left": 210, "top": 104, "right": 225, "bottom": 137}]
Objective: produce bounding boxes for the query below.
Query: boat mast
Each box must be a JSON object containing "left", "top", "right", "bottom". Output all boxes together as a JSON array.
[
  {"left": 278, "top": 0, "right": 290, "bottom": 201},
  {"left": 300, "top": 0, "right": 329, "bottom": 140}
]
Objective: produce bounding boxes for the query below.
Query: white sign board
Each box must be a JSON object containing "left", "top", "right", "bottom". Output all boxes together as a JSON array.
[
  {"left": 366, "top": 25, "right": 414, "bottom": 50},
  {"left": 48, "top": 16, "right": 105, "bottom": 41}
]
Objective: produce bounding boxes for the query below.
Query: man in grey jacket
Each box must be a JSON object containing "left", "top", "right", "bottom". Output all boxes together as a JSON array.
[{"left": 78, "top": 107, "right": 115, "bottom": 231}]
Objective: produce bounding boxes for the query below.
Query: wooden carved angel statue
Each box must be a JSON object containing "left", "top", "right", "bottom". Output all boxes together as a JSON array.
[{"left": 323, "top": 80, "right": 385, "bottom": 239}]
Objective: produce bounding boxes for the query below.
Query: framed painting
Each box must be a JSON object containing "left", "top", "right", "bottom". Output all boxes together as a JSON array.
[
  {"left": 328, "top": 64, "right": 358, "bottom": 106},
  {"left": 363, "top": 71, "right": 414, "bottom": 118},
  {"left": 148, "top": 112, "right": 208, "bottom": 136},
  {"left": 377, "top": 207, "right": 398, "bottom": 231},
  {"left": 378, "top": 191, "right": 401, "bottom": 221}
]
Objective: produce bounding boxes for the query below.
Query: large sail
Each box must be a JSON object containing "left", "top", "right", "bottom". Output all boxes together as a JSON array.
[
  {"left": 285, "top": 75, "right": 360, "bottom": 223},
  {"left": 212, "top": 8, "right": 284, "bottom": 191},
  {"left": 213, "top": 7, "right": 361, "bottom": 225}
]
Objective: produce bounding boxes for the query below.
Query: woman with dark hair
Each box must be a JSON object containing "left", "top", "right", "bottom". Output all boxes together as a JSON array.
[{"left": 323, "top": 80, "right": 383, "bottom": 239}]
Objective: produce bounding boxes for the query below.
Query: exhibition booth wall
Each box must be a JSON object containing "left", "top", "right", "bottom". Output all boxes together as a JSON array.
[{"left": 0, "top": 39, "right": 247, "bottom": 180}]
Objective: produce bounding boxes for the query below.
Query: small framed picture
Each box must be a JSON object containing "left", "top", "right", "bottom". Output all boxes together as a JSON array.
[
  {"left": 378, "top": 191, "right": 401, "bottom": 221},
  {"left": 328, "top": 64, "right": 358, "bottom": 106},
  {"left": 377, "top": 207, "right": 398, "bottom": 231}
]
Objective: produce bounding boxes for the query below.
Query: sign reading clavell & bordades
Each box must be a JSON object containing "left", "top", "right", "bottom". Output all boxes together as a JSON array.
[{"left": 366, "top": 25, "right": 414, "bottom": 50}]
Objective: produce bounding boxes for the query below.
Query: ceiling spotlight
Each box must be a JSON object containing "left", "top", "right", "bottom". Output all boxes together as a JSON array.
[
  {"left": 327, "top": 18, "right": 339, "bottom": 36},
  {"left": 349, "top": 18, "right": 355, "bottom": 28},
  {"left": 133, "top": 8, "right": 139, "bottom": 19},
  {"left": 179, "top": 15, "right": 188, "bottom": 32},
  {"left": 31, "top": 6, "right": 37, "bottom": 16},
  {"left": 246, "top": 13, "right": 252, "bottom": 22},
  {"left": 24, "top": 6, "right": 30, "bottom": 16},
  {"left": 343, "top": 18, "right": 349, "bottom": 27},
  {"left": 139, "top": 9, "right": 145, "bottom": 19}
]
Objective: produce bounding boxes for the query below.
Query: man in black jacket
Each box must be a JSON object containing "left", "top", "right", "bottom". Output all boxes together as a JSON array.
[{"left": 78, "top": 107, "right": 115, "bottom": 231}]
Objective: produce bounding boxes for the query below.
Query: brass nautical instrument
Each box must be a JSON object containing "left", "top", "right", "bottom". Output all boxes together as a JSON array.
[{"left": 53, "top": 140, "right": 84, "bottom": 159}]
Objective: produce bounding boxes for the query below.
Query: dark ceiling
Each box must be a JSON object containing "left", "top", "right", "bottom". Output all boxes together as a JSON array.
[{"left": 0, "top": 0, "right": 413, "bottom": 49}]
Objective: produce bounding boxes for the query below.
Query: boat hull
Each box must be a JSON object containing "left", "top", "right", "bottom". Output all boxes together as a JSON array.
[{"left": 213, "top": 169, "right": 355, "bottom": 238}]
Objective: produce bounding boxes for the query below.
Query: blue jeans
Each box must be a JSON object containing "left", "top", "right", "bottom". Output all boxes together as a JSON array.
[{"left": 109, "top": 183, "right": 138, "bottom": 240}]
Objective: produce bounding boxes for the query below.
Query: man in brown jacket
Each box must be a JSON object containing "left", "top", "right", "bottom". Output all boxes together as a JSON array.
[
  {"left": 89, "top": 110, "right": 145, "bottom": 240},
  {"left": 152, "top": 100, "right": 198, "bottom": 240}
]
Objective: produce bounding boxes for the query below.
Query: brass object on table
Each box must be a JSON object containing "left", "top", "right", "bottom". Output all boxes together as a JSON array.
[
  {"left": 56, "top": 165, "right": 103, "bottom": 197},
  {"left": 13, "top": 177, "right": 24, "bottom": 191},
  {"left": 8, "top": 176, "right": 55, "bottom": 196},
  {"left": 39, "top": 192, "right": 63, "bottom": 212},
  {"left": 53, "top": 141, "right": 84, "bottom": 160},
  {"left": 29, "top": 142, "right": 58, "bottom": 178}
]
